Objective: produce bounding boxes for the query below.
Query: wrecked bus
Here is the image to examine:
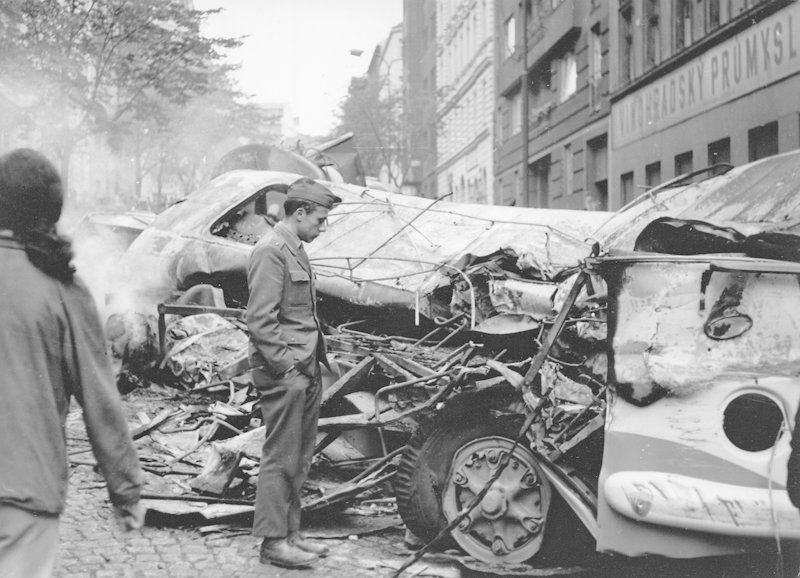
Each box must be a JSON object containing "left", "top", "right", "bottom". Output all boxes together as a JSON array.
[
  {"left": 391, "top": 152, "right": 800, "bottom": 570},
  {"left": 99, "top": 149, "right": 800, "bottom": 571}
]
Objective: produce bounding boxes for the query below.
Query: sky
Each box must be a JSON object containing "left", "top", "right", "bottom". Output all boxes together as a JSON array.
[{"left": 193, "top": 0, "right": 404, "bottom": 136}]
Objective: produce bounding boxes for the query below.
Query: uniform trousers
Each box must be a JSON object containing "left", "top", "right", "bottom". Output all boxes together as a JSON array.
[
  {"left": 0, "top": 503, "right": 59, "bottom": 578},
  {"left": 253, "top": 366, "right": 322, "bottom": 538}
]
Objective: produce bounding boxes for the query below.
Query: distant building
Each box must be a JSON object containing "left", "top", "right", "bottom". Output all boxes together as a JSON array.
[
  {"left": 435, "top": 0, "right": 495, "bottom": 204},
  {"left": 495, "top": 0, "right": 612, "bottom": 210},
  {"left": 403, "top": 0, "right": 438, "bottom": 198},
  {"left": 256, "top": 102, "right": 299, "bottom": 143},
  {"left": 609, "top": 0, "right": 800, "bottom": 209}
]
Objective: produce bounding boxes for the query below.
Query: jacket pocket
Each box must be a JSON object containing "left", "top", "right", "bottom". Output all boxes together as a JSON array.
[{"left": 287, "top": 269, "right": 311, "bottom": 307}]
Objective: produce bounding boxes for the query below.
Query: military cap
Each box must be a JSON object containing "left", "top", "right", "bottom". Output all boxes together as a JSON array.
[{"left": 286, "top": 177, "right": 341, "bottom": 209}]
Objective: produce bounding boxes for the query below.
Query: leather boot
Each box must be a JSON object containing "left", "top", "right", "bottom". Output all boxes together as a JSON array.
[
  {"left": 288, "top": 532, "right": 330, "bottom": 557},
  {"left": 259, "top": 538, "right": 318, "bottom": 568}
]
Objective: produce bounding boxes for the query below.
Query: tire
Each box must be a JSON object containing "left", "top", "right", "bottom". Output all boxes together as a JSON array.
[{"left": 395, "top": 409, "right": 580, "bottom": 565}]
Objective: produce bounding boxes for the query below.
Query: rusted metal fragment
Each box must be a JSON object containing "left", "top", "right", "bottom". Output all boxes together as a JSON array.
[
  {"left": 371, "top": 352, "right": 416, "bottom": 381},
  {"left": 190, "top": 447, "right": 243, "bottom": 496},
  {"left": 320, "top": 357, "right": 375, "bottom": 409},
  {"left": 489, "top": 278, "right": 556, "bottom": 319},
  {"left": 161, "top": 313, "right": 249, "bottom": 389}
]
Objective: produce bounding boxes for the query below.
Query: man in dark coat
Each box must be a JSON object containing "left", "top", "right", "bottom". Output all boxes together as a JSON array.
[
  {"left": 247, "top": 177, "right": 341, "bottom": 568},
  {"left": 0, "top": 148, "right": 144, "bottom": 577}
]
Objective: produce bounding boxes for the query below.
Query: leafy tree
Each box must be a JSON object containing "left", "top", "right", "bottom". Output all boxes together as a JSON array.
[
  {"left": 335, "top": 74, "right": 411, "bottom": 189},
  {"left": 0, "top": 0, "right": 240, "bottom": 200}
]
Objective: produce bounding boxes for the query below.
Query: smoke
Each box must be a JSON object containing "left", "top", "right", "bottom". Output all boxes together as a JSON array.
[{"left": 71, "top": 220, "right": 139, "bottom": 314}]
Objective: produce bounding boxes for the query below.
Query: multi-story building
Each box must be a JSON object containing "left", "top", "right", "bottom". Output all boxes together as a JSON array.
[
  {"left": 435, "top": 0, "right": 495, "bottom": 204},
  {"left": 609, "top": 0, "right": 799, "bottom": 209},
  {"left": 258, "top": 103, "right": 298, "bottom": 143},
  {"left": 403, "top": 0, "right": 438, "bottom": 198},
  {"left": 495, "top": 0, "right": 612, "bottom": 210}
]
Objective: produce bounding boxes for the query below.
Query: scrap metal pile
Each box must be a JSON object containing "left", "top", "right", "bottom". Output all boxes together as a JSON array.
[{"left": 117, "top": 288, "right": 607, "bottom": 525}]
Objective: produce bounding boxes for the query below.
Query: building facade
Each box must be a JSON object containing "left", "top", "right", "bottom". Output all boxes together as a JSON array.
[
  {"left": 495, "top": 0, "right": 612, "bottom": 210},
  {"left": 435, "top": 0, "right": 495, "bottom": 204},
  {"left": 403, "top": 0, "right": 438, "bottom": 198},
  {"left": 609, "top": 0, "right": 798, "bottom": 209}
]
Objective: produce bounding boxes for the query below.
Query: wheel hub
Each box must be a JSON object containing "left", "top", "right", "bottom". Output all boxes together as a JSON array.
[{"left": 443, "top": 436, "right": 552, "bottom": 564}]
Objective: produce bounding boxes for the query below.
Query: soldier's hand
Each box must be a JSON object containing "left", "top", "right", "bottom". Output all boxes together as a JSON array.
[
  {"left": 114, "top": 500, "right": 146, "bottom": 531},
  {"left": 281, "top": 364, "right": 301, "bottom": 379}
]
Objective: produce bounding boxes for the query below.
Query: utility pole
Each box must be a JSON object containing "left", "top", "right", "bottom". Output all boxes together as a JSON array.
[{"left": 520, "top": 1, "right": 530, "bottom": 207}]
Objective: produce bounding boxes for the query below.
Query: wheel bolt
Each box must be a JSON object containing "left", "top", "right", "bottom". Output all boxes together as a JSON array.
[
  {"left": 521, "top": 473, "right": 537, "bottom": 487},
  {"left": 491, "top": 536, "right": 509, "bottom": 555},
  {"left": 487, "top": 450, "right": 498, "bottom": 464},
  {"left": 522, "top": 516, "right": 542, "bottom": 534},
  {"left": 458, "top": 518, "right": 471, "bottom": 532},
  {"left": 453, "top": 472, "right": 467, "bottom": 486}
]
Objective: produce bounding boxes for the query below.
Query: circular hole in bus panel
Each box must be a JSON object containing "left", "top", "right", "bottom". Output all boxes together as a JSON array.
[{"left": 722, "top": 393, "right": 784, "bottom": 452}]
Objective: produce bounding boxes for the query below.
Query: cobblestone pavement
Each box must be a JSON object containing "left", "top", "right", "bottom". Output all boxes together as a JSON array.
[{"left": 58, "top": 394, "right": 461, "bottom": 578}]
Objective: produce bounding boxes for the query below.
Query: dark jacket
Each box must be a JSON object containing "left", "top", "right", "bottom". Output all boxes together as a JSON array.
[
  {"left": 788, "top": 403, "right": 800, "bottom": 508},
  {"left": 246, "top": 223, "right": 327, "bottom": 381},
  {"left": 0, "top": 235, "right": 142, "bottom": 514}
]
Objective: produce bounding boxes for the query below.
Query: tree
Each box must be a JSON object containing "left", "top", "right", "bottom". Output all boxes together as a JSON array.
[
  {"left": 335, "top": 73, "right": 411, "bottom": 190},
  {"left": 0, "top": 0, "right": 240, "bottom": 200},
  {"left": 109, "top": 66, "right": 270, "bottom": 208}
]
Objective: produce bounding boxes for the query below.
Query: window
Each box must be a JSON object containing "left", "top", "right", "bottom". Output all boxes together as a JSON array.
[
  {"left": 675, "top": 151, "right": 694, "bottom": 176},
  {"left": 505, "top": 15, "right": 516, "bottom": 58},
  {"left": 708, "top": 0, "right": 721, "bottom": 30},
  {"left": 511, "top": 91, "right": 522, "bottom": 135},
  {"left": 531, "top": 156, "right": 550, "bottom": 208},
  {"left": 621, "top": 171, "right": 635, "bottom": 205},
  {"left": 587, "top": 135, "right": 608, "bottom": 210},
  {"left": 645, "top": 0, "right": 661, "bottom": 69},
  {"left": 708, "top": 137, "right": 731, "bottom": 175},
  {"left": 675, "top": 0, "right": 692, "bottom": 51},
  {"left": 589, "top": 24, "right": 603, "bottom": 110},
  {"left": 645, "top": 161, "right": 661, "bottom": 188},
  {"left": 563, "top": 144, "right": 573, "bottom": 195},
  {"left": 749, "top": 121, "right": 778, "bottom": 161},
  {"left": 620, "top": 3, "right": 634, "bottom": 84},
  {"left": 559, "top": 51, "right": 577, "bottom": 102}
]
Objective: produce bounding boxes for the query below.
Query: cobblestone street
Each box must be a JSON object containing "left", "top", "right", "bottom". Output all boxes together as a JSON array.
[{"left": 58, "top": 394, "right": 461, "bottom": 578}]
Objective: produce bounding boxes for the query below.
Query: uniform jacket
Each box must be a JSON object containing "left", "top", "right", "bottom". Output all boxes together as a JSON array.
[
  {"left": 0, "top": 235, "right": 142, "bottom": 515},
  {"left": 246, "top": 223, "right": 327, "bottom": 381}
]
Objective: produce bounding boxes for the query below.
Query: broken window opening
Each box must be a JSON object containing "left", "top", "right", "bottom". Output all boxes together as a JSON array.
[{"left": 211, "top": 185, "right": 289, "bottom": 245}]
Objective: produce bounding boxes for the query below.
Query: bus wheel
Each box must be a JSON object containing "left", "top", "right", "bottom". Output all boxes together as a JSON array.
[{"left": 395, "top": 414, "right": 555, "bottom": 564}]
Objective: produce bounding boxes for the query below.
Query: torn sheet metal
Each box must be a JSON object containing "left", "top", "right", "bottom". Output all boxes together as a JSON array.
[
  {"left": 161, "top": 313, "right": 249, "bottom": 388},
  {"left": 597, "top": 149, "right": 800, "bottom": 251},
  {"left": 597, "top": 254, "right": 800, "bottom": 406},
  {"left": 489, "top": 278, "right": 557, "bottom": 320},
  {"left": 112, "top": 170, "right": 609, "bottom": 321}
]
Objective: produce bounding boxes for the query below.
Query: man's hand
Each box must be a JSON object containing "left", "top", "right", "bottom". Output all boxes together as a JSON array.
[
  {"left": 280, "top": 363, "right": 301, "bottom": 379},
  {"left": 114, "top": 501, "right": 146, "bottom": 531}
]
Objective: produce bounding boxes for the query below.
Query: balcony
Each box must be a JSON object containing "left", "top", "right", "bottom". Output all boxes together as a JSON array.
[{"left": 526, "top": 0, "right": 586, "bottom": 69}]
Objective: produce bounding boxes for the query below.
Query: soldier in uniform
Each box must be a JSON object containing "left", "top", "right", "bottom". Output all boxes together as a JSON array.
[{"left": 247, "top": 177, "right": 341, "bottom": 568}]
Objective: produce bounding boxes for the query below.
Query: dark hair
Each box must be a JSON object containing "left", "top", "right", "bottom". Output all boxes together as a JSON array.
[
  {"left": 0, "top": 148, "right": 74, "bottom": 281},
  {"left": 283, "top": 198, "right": 318, "bottom": 217}
]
